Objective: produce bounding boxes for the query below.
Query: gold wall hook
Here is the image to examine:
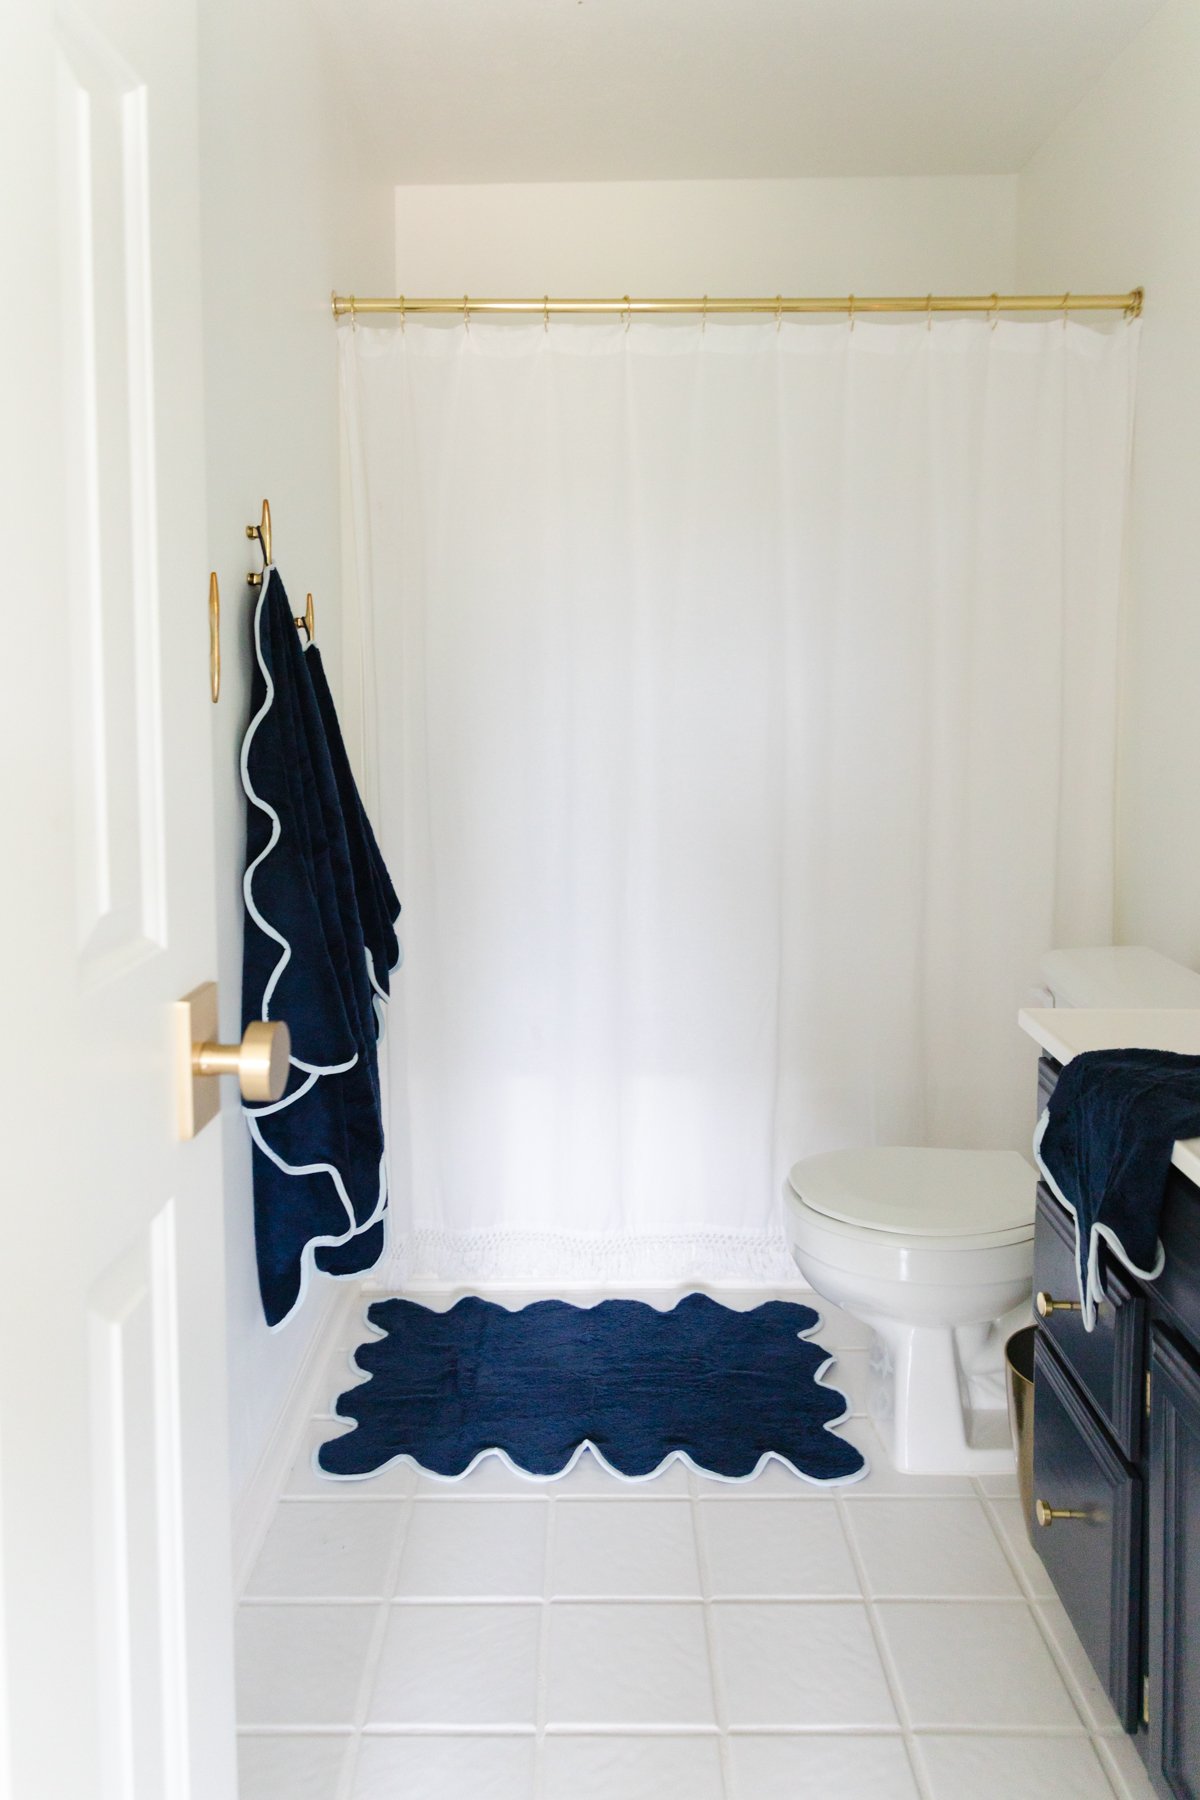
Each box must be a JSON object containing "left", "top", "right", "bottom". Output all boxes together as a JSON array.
[
  {"left": 208, "top": 572, "right": 220, "bottom": 703},
  {"left": 294, "top": 592, "right": 315, "bottom": 642},
  {"left": 246, "top": 497, "right": 273, "bottom": 586}
]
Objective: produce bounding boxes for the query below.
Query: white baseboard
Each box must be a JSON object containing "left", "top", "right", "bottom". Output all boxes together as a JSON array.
[{"left": 231, "top": 1284, "right": 361, "bottom": 1595}]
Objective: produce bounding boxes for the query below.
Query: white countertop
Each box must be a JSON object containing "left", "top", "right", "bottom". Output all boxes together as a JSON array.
[{"left": 1019, "top": 1006, "right": 1200, "bottom": 1186}]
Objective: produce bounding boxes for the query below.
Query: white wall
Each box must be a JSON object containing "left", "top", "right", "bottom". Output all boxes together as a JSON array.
[
  {"left": 1018, "top": 0, "right": 1200, "bottom": 967},
  {"left": 199, "top": 0, "right": 393, "bottom": 1507},
  {"left": 394, "top": 176, "right": 1018, "bottom": 295}
]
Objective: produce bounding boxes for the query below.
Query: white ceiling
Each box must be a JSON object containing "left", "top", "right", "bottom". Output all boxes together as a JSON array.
[{"left": 315, "top": 0, "right": 1165, "bottom": 185}]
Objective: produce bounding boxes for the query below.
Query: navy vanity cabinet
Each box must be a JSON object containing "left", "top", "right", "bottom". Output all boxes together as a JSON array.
[
  {"left": 1147, "top": 1329, "right": 1200, "bottom": 1799},
  {"left": 1032, "top": 1332, "right": 1142, "bottom": 1728},
  {"left": 1031, "top": 1052, "right": 1199, "bottom": 1797}
]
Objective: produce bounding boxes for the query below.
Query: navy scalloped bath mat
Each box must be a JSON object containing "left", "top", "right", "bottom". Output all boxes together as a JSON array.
[{"left": 317, "top": 1293, "right": 866, "bottom": 1486}]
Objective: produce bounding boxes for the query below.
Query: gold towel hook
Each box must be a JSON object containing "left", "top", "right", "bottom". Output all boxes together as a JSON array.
[
  {"left": 294, "top": 592, "right": 315, "bottom": 643},
  {"left": 208, "top": 572, "right": 220, "bottom": 703},
  {"left": 246, "top": 498, "right": 272, "bottom": 587}
]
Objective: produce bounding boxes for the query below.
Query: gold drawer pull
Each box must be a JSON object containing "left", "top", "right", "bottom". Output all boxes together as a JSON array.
[
  {"left": 1035, "top": 1498, "right": 1093, "bottom": 1528},
  {"left": 1036, "top": 1290, "right": 1082, "bottom": 1318}
]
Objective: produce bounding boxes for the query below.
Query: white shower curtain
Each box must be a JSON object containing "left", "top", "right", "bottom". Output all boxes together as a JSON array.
[{"left": 339, "top": 314, "right": 1138, "bottom": 1287}]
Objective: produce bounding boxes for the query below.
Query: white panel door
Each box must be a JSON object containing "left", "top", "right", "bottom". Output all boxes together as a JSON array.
[{"left": 0, "top": 0, "right": 236, "bottom": 1794}]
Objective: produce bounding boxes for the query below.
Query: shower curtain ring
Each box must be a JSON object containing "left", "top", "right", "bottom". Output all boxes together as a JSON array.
[
  {"left": 926, "top": 293, "right": 933, "bottom": 332},
  {"left": 463, "top": 293, "right": 470, "bottom": 333},
  {"left": 989, "top": 292, "right": 999, "bottom": 331},
  {"left": 543, "top": 294, "right": 550, "bottom": 334},
  {"left": 775, "top": 294, "right": 782, "bottom": 332},
  {"left": 622, "top": 294, "right": 631, "bottom": 334},
  {"left": 848, "top": 294, "right": 856, "bottom": 332},
  {"left": 702, "top": 293, "right": 708, "bottom": 335},
  {"left": 1062, "top": 292, "right": 1070, "bottom": 330},
  {"left": 399, "top": 295, "right": 406, "bottom": 333}
]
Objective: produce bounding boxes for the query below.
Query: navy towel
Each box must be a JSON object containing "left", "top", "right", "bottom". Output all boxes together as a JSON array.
[
  {"left": 241, "top": 568, "right": 401, "bottom": 1327},
  {"left": 1034, "top": 1047, "right": 1200, "bottom": 1328}
]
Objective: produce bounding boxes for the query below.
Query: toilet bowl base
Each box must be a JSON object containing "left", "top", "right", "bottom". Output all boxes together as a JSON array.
[{"left": 860, "top": 1308, "right": 1024, "bottom": 1475}]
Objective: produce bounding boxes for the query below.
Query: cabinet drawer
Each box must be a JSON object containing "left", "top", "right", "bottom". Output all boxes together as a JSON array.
[
  {"left": 1034, "top": 1184, "right": 1146, "bottom": 1460},
  {"left": 1033, "top": 1334, "right": 1142, "bottom": 1730}
]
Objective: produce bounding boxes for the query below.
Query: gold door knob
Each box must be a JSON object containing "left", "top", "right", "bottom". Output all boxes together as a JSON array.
[
  {"left": 174, "top": 981, "right": 292, "bottom": 1138},
  {"left": 1035, "top": 1499, "right": 1092, "bottom": 1527},
  {"left": 1036, "top": 1291, "right": 1082, "bottom": 1318},
  {"left": 193, "top": 1019, "right": 291, "bottom": 1103}
]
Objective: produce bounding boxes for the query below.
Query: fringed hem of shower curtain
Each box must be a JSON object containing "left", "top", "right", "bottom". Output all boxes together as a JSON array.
[{"left": 371, "top": 1227, "right": 799, "bottom": 1288}]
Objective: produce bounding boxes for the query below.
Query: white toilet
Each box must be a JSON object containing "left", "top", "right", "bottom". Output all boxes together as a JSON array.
[
  {"left": 786, "top": 1147, "right": 1036, "bottom": 1474},
  {"left": 784, "top": 947, "right": 1200, "bottom": 1475}
]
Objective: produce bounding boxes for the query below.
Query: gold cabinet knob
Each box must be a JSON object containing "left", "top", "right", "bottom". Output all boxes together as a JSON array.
[
  {"left": 193, "top": 1018, "right": 291, "bottom": 1103},
  {"left": 1035, "top": 1498, "right": 1092, "bottom": 1527},
  {"left": 1036, "top": 1290, "right": 1082, "bottom": 1318}
]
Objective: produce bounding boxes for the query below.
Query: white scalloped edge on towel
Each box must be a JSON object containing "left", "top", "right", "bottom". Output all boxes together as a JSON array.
[{"left": 1032, "top": 1104, "right": 1166, "bottom": 1331}]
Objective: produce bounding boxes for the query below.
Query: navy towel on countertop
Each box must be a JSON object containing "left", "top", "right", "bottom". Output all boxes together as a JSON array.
[
  {"left": 241, "top": 567, "right": 401, "bottom": 1328},
  {"left": 317, "top": 1294, "right": 867, "bottom": 1486},
  {"left": 1034, "top": 1047, "right": 1200, "bottom": 1329}
]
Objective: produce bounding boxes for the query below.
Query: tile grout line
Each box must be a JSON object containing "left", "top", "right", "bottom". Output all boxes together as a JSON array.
[
  {"left": 532, "top": 1488, "right": 557, "bottom": 1800},
  {"left": 835, "top": 1493, "right": 935, "bottom": 1800},
  {"left": 333, "top": 1479, "right": 418, "bottom": 1800},
  {"left": 239, "top": 1590, "right": 1056, "bottom": 1612},
  {"left": 974, "top": 1488, "right": 1042, "bottom": 1605},
  {"left": 1093, "top": 1734, "right": 1151, "bottom": 1800},
  {"left": 690, "top": 1467, "right": 735, "bottom": 1800}
]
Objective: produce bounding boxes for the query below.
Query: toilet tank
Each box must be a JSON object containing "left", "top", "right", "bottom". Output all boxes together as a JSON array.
[{"left": 1041, "top": 946, "right": 1200, "bottom": 1009}]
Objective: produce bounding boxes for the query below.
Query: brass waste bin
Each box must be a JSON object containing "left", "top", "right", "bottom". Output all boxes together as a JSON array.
[{"left": 1005, "top": 1325, "right": 1037, "bottom": 1542}]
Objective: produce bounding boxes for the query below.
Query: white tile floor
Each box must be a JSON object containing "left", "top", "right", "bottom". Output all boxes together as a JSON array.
[{"left": 237, "top": 1292, "right": 1159, "bottom": 1800}]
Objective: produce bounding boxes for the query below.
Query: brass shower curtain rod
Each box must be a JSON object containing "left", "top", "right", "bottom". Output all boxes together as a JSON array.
[{"left": 331, "top": 289, "right": 1144, "bottom": 321}]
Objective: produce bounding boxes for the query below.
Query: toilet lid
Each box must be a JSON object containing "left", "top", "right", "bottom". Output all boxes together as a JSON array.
[{"left": 787, "top": 1147, "right": 1036, "bottom": 1239}]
